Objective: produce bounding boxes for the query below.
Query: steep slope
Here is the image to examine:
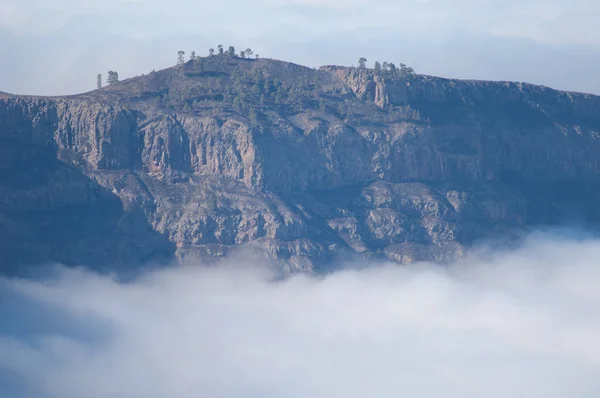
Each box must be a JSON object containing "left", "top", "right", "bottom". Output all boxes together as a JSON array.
[{"left": 3, "top": 55, "right": 600, "bottom": 273}]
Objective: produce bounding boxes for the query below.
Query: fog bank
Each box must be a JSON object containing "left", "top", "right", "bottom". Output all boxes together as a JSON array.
[{"left": 1, "top": 232, "right": 600, "bottom": 397}]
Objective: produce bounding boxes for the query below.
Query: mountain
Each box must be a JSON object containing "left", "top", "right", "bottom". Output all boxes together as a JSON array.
[{"left": 3, "top": 55, "right": 600, "bottom": 274}]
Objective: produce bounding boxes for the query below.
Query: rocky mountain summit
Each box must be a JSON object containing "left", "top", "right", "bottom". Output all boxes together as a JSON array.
[{"left": 3, "top": 55, "right": 600, "bottom": 273}]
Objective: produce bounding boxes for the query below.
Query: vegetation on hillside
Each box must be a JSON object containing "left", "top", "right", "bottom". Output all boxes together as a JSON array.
[
  {"left": 358, "top": 57, "right": 415, "bottom": 78},
  {"left": 93, "top": 46, "right": 422, "bottom": 126}
]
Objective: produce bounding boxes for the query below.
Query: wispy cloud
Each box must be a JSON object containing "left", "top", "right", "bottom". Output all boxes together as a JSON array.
[{"left": 2, "top": 232, "right": 600, "bottom": 397}]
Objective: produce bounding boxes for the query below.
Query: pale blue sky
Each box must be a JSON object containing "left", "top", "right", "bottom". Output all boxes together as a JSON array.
[{"left": 2, "top": 0, "right": 600, "bottom": 95}]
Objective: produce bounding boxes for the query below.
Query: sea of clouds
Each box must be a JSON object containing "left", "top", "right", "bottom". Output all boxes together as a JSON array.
[{"left": 2, "top": 231, "right": 600, "bottom": 398}]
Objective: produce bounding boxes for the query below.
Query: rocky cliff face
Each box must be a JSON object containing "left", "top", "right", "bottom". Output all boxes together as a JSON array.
[{"left": 3, "top": 56, "right": 600, "bottom": 273}]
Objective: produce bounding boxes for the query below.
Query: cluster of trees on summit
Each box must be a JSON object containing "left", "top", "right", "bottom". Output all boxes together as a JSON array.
[
  {"left": 93, "top": 47, "right": 419, "bottom": 125},
  {"left": 177, "top": 46, "right": 259, "bottom": 65},
  {"left": 148, "top": 46, "right": 422, "bottom": 127},
  {"left": 357, "top": 57, "right": 415, "bottom": 77},
  {"left": 96, "top": 45, "right": 417, "bottom": 89},
  {"left": 92, "top": 44, "right": 421, "bottom": 124},
  {"left": 96, "top": 71, "right": 119, "bottom": 89},
  {"left": 95, "top": 46, "right": 258, "bottom": 89}
]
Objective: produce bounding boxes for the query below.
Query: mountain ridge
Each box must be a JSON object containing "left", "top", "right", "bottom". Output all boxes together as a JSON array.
[
  {"left": 3, "top": 55, "right": 600, "bottom": 273},
  {"left": 4, "top": 57, "right": 600, "bottom": 99}
]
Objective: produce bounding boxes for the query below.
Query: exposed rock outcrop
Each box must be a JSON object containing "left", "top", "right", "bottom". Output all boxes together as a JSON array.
[{"left": 3, "top": 57, "right": 600, "bottom": 273}]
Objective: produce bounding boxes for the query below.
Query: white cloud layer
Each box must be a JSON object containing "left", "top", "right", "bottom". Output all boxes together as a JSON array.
[{"left": 2, "top": 232, "right": 600, "bottom": 397}]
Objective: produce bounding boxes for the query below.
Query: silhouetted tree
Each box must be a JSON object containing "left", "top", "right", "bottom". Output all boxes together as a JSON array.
[
  {"left": 382, "top": 62, "right": 389, "bottom": 72},
  {"left": 209, "top": 48, "right": 215, "bottom": 56},
  {"left": 227, "top": 46, "right": 236, "bottom": 56},
  {"left": 399, "top": 63, "right": 407, "bottom": 75},
  {"left": 245, "top": 48, "right": 253, "bottom": 58},
  {"left": 177, "top": 50, "right": 185, "bottom": 65},
  {"left": 388, "top": 63, "right": 397, "bottom": 74},
  {"left": 107, "top": 71, "right": 119, "bottom": 85},
  {"left": 374, "top": 61, "right": 382, "bottom": 73},
  {"left": 358, "top": 57, "right": 367, "bottom": 69},
  {"left": 218, "top": 45, "right": 224, "bottom": 55},
  {"left": 190, "top": 51, "right": 196, "bottom": 61},
  {"left": 240, "top": 50, "right": 246, "bottom": 58},
  {"left": 255, "top": 54, "right": 259, "bottom": 59},
  {"left": 97, "top": 74, "right": 102, "bottom": 89}
]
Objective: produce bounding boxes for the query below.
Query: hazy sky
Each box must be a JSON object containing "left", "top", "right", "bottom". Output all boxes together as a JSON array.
[
  {"left": 2, "top": 231, "right": 600, "bottom": 397},
  {"left": 2, "top": 0, "right": 600, "bottom": 95}
]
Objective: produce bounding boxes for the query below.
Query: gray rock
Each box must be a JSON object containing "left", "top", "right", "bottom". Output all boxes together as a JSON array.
[{"left": 2, "top": 57, "right": 600, "bottom": 273}]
